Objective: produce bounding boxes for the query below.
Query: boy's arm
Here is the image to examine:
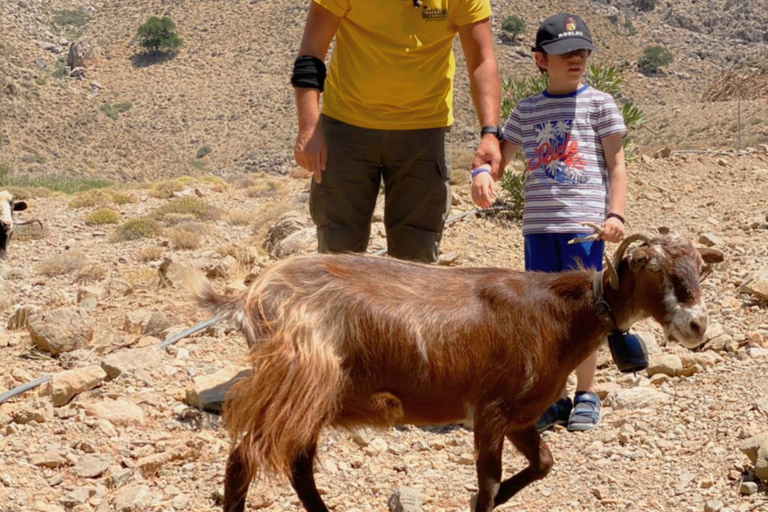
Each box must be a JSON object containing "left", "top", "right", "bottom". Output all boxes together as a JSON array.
[
  {"left": 470, "top": 140, "right": 520, "bottom": 209},
  {"left": 601, "top": 132, "right": 627, "bottom": 243}
]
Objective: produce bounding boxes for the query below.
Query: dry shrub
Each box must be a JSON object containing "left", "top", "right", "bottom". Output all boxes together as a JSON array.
[
  {"left": 122, "top": 268, "right": 157, "bottom": 287},
  {"left": 148, "top": 180, "right": 186, "bottom": 199},
  {"left": 251, "top": 202, "right": 294, "bottom": 245},
  {"left": 136, "top": 246, "right": 164, "bottom": 262},
  {"left": 111, "top": 217, "right": 163, "bottom": 242},
  {"left": 226, "top": 211, "right": 257, "bottom": 226},
  {"left": 74, "top": 263, "right": 109, "bottom": 283},
  {"left": 153, "top": 196, "right": 221, "bottom": 222},
  {"left": 68, "top": 189, "right": 114, "bottom": 208},
  {"left": 110, "top": 192, "right": 137, "bottom": 205},
  {"left": 84, "top": 208, "right": 119, "bottom": 225},
  {"left": 226, "top": 174, "right": 258, "bottom": 189},
  {"left": 245, "top": 179, "right": 289, "bottom": 199},
  {"left": 168, "top": 222, "right": 204, "bottom": 250},
  {"left": 37, "top": 251, "right": 86, "bottom": 276},
  {"left": 5, "top": 186, "right": 53, "bottom": 200}
]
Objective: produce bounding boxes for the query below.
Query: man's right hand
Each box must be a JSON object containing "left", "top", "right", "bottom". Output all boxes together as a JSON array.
[{"left": 294, "top": 125, "right": 326, "bottom": 183}]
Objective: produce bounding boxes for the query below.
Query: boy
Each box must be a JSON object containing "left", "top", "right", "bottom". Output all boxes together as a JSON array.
[{"left": 471, "top": 12, "right": 627, "bottom": 432}]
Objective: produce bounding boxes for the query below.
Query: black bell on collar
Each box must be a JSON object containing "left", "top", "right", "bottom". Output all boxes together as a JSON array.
[{"left": 608, "top": 331, "right": 649, "bottom": 374}]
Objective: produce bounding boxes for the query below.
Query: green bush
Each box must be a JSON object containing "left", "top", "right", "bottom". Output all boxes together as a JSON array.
[
  {"left": 633, "top": 0, "right": 658, "bottom": 12},
  {"left": 137, "top": 16, "right": 183, "bottom": 54},
  {"left": 111, "top": 218, "right": 163, "bottom": 242},
  {"left": 52, "top": 9, "right": 90, "bottom": 27},
  {"left": 501, "top": 15, "right": 526, "bottom": 38},
  {"left": 498, "top": 170, "right": 525, "bottom": 220},
  {"left": 196, "top": 145, "right": 212, "bottom": 159},
  {"left": 100, "top": 101, "right": 133, "bottom": 120},
  {"left": 638, "top": 45, "right": 673, "bottom": 75}
]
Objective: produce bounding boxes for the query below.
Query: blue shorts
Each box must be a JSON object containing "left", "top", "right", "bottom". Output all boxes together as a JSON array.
[{"left": 524, "top": 233, "right": 604, "bottom": 273}]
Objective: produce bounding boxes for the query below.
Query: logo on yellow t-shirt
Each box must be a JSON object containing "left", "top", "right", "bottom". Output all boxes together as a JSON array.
[{"left": 421, "top": 4, "right": 448, "bottom": 21}]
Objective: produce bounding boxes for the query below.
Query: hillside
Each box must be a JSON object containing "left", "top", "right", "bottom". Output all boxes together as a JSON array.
[
  {"left": 1, "top": 0, "right": 768, "bottom": 181},
  {"left": 1, "top": 2, "right": 768, "bottom": 511}
]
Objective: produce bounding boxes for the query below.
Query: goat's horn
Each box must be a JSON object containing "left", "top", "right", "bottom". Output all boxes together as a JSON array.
[
  {"left": 609, "top": 234, "right": 652, "bottom": 289},
  {"left": 603, "top": 254, "right": 619, "bottom": 290}
]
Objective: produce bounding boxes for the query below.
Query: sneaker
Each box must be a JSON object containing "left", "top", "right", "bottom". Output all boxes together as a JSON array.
[
  {"left": 567, "top": 391, "right": 601, "bottom": 432},
  {"left": 534, "top": 397, "right": 573, "bottom": 432}
]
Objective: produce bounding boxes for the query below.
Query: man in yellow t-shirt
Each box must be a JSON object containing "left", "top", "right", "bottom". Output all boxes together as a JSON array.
[{"left": 292, "top": 0, "right": 501, "bottom": 263}]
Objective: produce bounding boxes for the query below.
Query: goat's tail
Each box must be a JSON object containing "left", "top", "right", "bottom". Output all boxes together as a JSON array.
[
  {"left": 224, "top": 324, "right": 343, "bottom": 483},
  {"left": 183, "top": 265, "right": 258, "bottom": 345}
]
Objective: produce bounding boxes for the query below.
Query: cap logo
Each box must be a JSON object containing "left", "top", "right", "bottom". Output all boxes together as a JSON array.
[{"left": 565, "top": 18, "right": 576, "bottom": 31}]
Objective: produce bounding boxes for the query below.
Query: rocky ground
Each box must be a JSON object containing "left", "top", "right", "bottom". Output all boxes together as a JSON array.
[{"left": 1, "top": 147, "right": 768, "bottom": 512}]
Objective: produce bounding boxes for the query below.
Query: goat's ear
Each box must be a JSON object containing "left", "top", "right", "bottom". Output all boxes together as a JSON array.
[
  {"left": 627, "top": 246, "right": 651, "bottom": 271},
  {"left": 698, "top": 247, "right": 724, "bottom": 264},
  {"left": 13, "top": 201, "right": 27, "bottom": 211}
]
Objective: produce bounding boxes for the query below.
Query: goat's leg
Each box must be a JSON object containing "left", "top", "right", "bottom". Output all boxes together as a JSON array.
[
  {"left": 224, "top": 444, "right": 249, "bottom": 512},
  {"left": 290, "top": 442, "right": 329, "bottom": 512},
  {"left": 493, "top": 425, "right": 554, "bottom": 507},
  {"left": 472, "top": 422, "right": 504, "bottom": 512}
]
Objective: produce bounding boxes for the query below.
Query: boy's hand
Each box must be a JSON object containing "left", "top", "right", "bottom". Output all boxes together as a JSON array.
[
  {"left": 471, "top": 171, "right": 497, "bottom": 209},
  {"left": 600, "top": 216, "right": 625, "bottom": 243}
]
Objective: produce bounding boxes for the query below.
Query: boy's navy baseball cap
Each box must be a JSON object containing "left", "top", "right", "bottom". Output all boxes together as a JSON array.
[{"left": 533, "top": 13, "right": 598, "bottom": 55}]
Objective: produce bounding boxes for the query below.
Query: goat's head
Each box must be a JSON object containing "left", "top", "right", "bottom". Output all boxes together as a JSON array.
[
  {"left": 0, "top": 190, "right": 28, "bottom": 259},
  {"left": 605, "top": 234, "right": 724, "bottom": 348}
]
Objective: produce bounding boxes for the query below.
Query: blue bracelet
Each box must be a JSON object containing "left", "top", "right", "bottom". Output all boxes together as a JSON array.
[{"left": 470, "top": 167, "right": 491, "bottom": 181}]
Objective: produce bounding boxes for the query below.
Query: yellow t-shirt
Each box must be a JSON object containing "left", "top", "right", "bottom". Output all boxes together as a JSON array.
[{"left": 314, "top": 0, "right": 491, "bottom": 130}]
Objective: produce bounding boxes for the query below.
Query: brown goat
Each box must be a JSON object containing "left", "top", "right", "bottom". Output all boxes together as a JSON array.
[{"left": 188, "top": 234, "right": 723, "bottom": 512}]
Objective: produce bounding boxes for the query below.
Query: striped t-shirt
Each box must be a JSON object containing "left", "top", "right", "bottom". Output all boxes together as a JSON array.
[{"left": 503, "top": 84, "right": 626, "bottom": 236}]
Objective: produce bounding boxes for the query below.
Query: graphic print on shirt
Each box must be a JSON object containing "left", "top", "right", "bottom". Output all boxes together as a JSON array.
[{"left": 527, "top": 120, "right": 587, "bottom": 184}]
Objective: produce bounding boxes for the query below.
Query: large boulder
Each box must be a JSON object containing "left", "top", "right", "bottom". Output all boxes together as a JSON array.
[
  {"left": 27, "top": 307, "right": 94, "bottom": 355},
  {"left": 67, "top": 38, "right": 101, "bottom": 69}
]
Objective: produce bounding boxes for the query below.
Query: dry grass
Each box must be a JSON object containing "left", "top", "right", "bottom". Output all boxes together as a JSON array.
[
  {"left": 74, "top": 263, "right": 109, "bottom": 283},
  {"left": 168, "top": 222, "right": 205, "bottom": 250},
  {"left": 84, "top": 208, "right": 120, "bottom": 225},
  {"left": 122, "top": 268, "right": 157, "bottom": 287},
  {"left": 226, "top": 211, "right": 257, "bottom": 226},
  {"left": 215, "top": 244, "right": 258, "bottom": 283},
  {"left": 152, "top": 196, "right": 221, "bottom": 222},
  {"left": 68, "top": 189, "right": 114, "bottom": 209},
  {"left": 136, "top": 246, "right": 164, "bottom": 262},
  {"left": 148, "top": 180, "right": 186, "bottom": 199},
  {"left": 225, "top": 174, "right": 258, "bottom": 189},
  {"left": 111, "top": 217, "right": 163, "bottom": 242},
  {"left": 37, "top": 251, "right": 86, "bottom": 276},
  {"left": 251, "top": 202, "right": 294, "bottom": 248},
  {"left": 3, "top": 186, "right": 53, "bottom": 200},
  {"left": 245, "top": 179, "right": 290, "bottom": 199}
]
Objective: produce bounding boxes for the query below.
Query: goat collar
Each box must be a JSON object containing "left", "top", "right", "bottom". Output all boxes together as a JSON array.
[{"left": 592, "top": 270, "right": 620, "bottom": 333}]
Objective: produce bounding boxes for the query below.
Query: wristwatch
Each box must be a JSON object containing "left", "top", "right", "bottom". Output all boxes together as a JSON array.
[{"left": 480, "top": 125, "right": 504, "bottom": 141}]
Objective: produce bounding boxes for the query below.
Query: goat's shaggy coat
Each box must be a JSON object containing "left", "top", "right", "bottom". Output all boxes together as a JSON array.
[{"left": 189, "top": 235, "right": 723, "bottom": 512}]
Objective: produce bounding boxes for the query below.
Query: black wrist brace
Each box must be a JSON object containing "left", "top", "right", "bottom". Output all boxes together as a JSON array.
[{"left": 291, "top": 55, "right": 327, "bottom": 92}]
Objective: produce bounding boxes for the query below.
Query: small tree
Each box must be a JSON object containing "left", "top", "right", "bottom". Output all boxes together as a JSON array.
[
  {"left": 501, "top": 15, "right": 526, "bottom": 39},
  {"left": 137, "top": 16, "right": 183, "bottom": 54},
  {"left": 638, "top": 45, "right": 673, "bottom": 75}
]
